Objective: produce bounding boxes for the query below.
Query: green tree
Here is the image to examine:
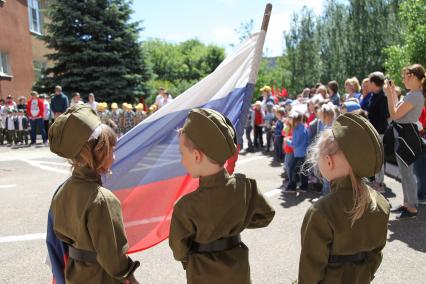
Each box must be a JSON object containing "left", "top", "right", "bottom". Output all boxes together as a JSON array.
[
  {"left": 34, "top": 0, "right": 151, "bottom": 103},
  {"left": 143, "top": 39, "right": 225, "bottom": 102},
  {"left": 284, "top": 7, "right": 320, "bottom": 94},
  {"left": 385, "top": 0, "right": 426, "bottom": 86}
]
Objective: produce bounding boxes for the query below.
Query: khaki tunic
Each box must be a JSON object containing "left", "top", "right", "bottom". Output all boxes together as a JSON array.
[
  {"left": 297, "top": 177, "right": 390, "bottom": 284},
  {"left": 169, "top": 169, "right": 275, "bottom": 284},
  {"left": 51, "top": 167, "right": 138, "bottom": 284}
]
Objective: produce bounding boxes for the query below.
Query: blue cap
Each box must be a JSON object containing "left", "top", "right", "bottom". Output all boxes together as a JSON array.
[
  {"left": 284, "top": 99, "right": 293, "bottom": 106},
  {"left": 343, "top": 101, "right": 361, "bottom": 113}
]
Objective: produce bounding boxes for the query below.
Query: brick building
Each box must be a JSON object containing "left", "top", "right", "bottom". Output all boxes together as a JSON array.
[{"left": 0, "top": 0, "right": 51, "bottom": 101}]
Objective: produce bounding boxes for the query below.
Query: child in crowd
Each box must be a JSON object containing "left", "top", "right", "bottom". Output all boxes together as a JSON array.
[
  {"left": 169, "top": 108, "right": 275, "bottom": 283},
  {"left": 282, "top": 115, "right": 294, "bottom": 181},
  {"left": 110, "top": 102, "right": 122, "bottom": 136},
  {"left": 121, "top": 103, "right": 135, "bottom": 134},
  {"left": 5, "top": 109, "right": 17, "bottom": 146},
  {"left": 47, "top": 105, "right": 140, "bottom": 283},
  {"left": 274, "top": 108, "right": 285, "bottom": 162},
  {"left": 284, "top": 111, "right": 309, "bottom": 193},
  {"left": 296, "top": 113, "right": 390, "bottom": 283},
  {"left": 134, "top": 103, "right": 147, "bottom": 125},
  {"left": 264, "top": 102, "right": 275, "bottom": 152},
  {"left": 16, "top": 109, "right": 29, "bottom": 145},
  {"left": 253, "top": 101, "right": 264, "bottom": 150},
  {"left": 341, "top": 101, "right": 361, "bottom": 114}
]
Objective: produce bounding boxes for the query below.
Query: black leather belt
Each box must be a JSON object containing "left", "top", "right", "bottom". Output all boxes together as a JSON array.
[
  {"left": 68, "top": 246, "right": 97, "bottom": 263},
  {"left": 329, "top": 252, "right": 367, "bottom": 264},
  {"left": 191, "top": 235, "right": 242, "bottom": 253}
]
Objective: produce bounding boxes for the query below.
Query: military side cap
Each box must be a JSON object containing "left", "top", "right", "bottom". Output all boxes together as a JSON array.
[
  {"left": 49, "top": 105, "right": 101, "bottom": 159},
  {"left": 332, "top": 113, "right": 383, "bottom": 177},
  {"left": 183, "top": 108, "right": 237, "bottom": 164}
]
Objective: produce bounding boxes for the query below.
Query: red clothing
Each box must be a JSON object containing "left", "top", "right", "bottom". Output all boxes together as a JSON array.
[
  {"left": 307, "top": 113, "right": 316, "bottom": 125},
  {"left": 419, "top": 107, "right": 426, "bottom": 135},
  {"left": 283, "top": 129, "right": 294, "bottom": 154},
  {"left": 254, "top": 109, "right": 264, "bottom": 126},
  {"left": 26, "top": 98, "right": 45, "bottom": 119}
]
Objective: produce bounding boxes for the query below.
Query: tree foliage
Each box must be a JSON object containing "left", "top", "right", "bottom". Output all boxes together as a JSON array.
[
  {"left": 278, "top": 0, "right": 403, "bottom": 95},
  {"left": 385, "top": 0, "right": 426, "bottom": 86},
  {"left": 142, "top": 39, "right": 225, "bottom": 103},
  {"left": 34, "top": 0, "right": 152, "bottom": 103}
]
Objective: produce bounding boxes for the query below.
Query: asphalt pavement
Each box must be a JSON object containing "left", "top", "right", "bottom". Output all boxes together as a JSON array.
[{"left": 0, "top": 144, "right": 425, "bottom": 283}]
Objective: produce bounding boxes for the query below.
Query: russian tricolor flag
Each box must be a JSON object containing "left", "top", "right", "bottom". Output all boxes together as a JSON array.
[{"left": 103, "top": 31, "right": 267, "bottom": 253}]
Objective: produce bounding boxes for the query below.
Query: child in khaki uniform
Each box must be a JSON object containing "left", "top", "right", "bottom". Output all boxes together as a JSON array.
[
  {"left": 295, "top": 113, "right": 390, "bottom": 283},
  {"left": 47, "top": 105, "right": 140, "bottom": 284},
  {"left": 169, "top": 108, "right": 275, "bottom": 284}
]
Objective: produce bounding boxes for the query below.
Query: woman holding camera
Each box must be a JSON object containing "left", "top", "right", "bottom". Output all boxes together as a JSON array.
[{"left": 384, "top": 64, "right": 426, "bottom": 219}]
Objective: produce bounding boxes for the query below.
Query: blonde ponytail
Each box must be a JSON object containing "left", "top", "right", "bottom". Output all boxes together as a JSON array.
[{"left": 348, "top": 171, "right": 377, "bottom": 226}]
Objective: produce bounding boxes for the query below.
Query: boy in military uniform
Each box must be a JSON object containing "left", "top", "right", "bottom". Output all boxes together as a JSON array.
[
  {"left": 295, "top": 113, "right": 390, "bottom": 283},
  {"left": 16, "top": 109, "right": 29, "bottom": 145},
  {"left": 47, "top": 105, "right": 140, "bottom": 284},
  {"left": 169, "top": 108, "right": 275, "bottom": 284}
]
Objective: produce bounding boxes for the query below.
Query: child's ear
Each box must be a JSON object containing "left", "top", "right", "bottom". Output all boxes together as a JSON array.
[
  {"left": 326, "top": 155, "right": 334, "bottom": 169},
  {"left": 194, "top": 149, "right": 202, "bottom": 163}
]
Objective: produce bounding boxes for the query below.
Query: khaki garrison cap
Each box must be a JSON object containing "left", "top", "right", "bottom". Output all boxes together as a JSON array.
[
  {"left": 332, "top": 113, "right": 383, "bottom": 177},
  {"left": 49, "top": 105, "right": 101, "bottom": 159},
  {"left": 182, "top": 108, "right": 237, "bottom": 164}
]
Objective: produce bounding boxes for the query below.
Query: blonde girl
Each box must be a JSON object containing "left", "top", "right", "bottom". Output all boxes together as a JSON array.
[{"left": 296, "top": 113, "right": 390, "bottom": 283}]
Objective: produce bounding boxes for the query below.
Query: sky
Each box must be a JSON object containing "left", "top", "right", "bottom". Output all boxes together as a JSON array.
[{"left": 131, "top": 0, "right": 327, "bottom": 57}]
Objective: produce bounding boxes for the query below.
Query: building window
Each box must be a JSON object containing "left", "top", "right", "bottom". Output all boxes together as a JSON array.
[
  {"left": 0, "top": 52, "right": 12, "bottom": 76},
  {"left": 27, "top": 0, "right": 43, "bottom": 34},
  {"left": 33, "top": 61, "right": 47, "bottom": 81}
]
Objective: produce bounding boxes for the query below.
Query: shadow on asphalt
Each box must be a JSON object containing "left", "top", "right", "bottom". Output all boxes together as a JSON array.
[
  {"left": 387, "top": 204, "right": 426, "bottom": 253},
  {"left": 279, "top": 190, "right": 320, "bottom": 208}
]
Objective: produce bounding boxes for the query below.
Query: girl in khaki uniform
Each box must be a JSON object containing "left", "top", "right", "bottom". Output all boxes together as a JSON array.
[
  {"left": 47, "top": 105, "right": 140, "bottom": 284},
  {"left": 296, "top": 113, "right": 390, "bottom": 284}
]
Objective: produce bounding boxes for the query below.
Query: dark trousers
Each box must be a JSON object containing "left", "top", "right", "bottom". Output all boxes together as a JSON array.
[
  {"left": 265, "top": 127, "right": 273, "bottom": 151},
  {"left": 274, "top": 135, "right": 284, "bottom": 162},
  {"left": 254, "top": 125, "right": 263, "bottom": 148},
  {"left": 6, "top": 129, "right": 16, "bottom": 144},
  {"left": 287, "top": 157, "right": 308, "bottom": 190},
  {"left": 245, "top": 126, "right": 253, "bottom": 150},
  {"left": 44, "top": 120, "right": 50, "bottom": 136},
  {"left": 0, "top": 128, "right": 4, "bottom": 144},
  {"left": 17, "top": 130, "right": 29, "bottom": 144},
  {"left": 30, "top": 118, "right": 47, "bottom": 144},
  {"left": 414, "top": 151, "right": 426, "bottom": 200}
]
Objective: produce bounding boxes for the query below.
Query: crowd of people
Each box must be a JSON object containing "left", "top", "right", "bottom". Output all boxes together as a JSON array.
[
  {"left": 244, "top": 64, "right": 426, "bottom": 219},
  {"left": 0, "top": 86, "right": 174, "bottom": 147}
]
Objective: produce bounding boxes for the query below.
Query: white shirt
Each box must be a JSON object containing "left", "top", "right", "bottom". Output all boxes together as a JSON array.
[
  {"left": 86, "top": 101, "right": 98, "bottom": 112},
  {"left": 30, "top": 99, "right": 40, "bottom": 118},
  {"left": 7, "top": 115, "right": 15, "bottom": 130},
  {"left": 18, "top": 116, "right": 24, "bottom": 131},
  {"left": 155, "top": 95, "right": 173, "bottom": 109},
  {"left": 43, "top": 101, "right": 50, "bottom": 120},
  {"left": 70, "top": 100, "right": 84, "bottom": 108}
]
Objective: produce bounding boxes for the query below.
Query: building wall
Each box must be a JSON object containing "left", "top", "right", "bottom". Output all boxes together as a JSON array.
[
  {"left": 0, "top": 0, "right": 51, "bottom": 101},
  {"left": 0, "top": 0, "right": 35, "bottom": 101}
]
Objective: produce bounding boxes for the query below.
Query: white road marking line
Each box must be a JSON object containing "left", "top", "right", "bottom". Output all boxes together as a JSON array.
[
  {"left": 0, "top": 233, "right": 46, "bottom": 243},
  {"left": 264, "top": 188, "right": 282, "bottom": 198},
  {"left": 0, "top": 184, "right": 17, "bottom": 189},
  {"left": 236, "top": 156, "right": 265, "bottom": 165},
  {"left": 20, "top": 159, "right": 69, "bottom": 174}
]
